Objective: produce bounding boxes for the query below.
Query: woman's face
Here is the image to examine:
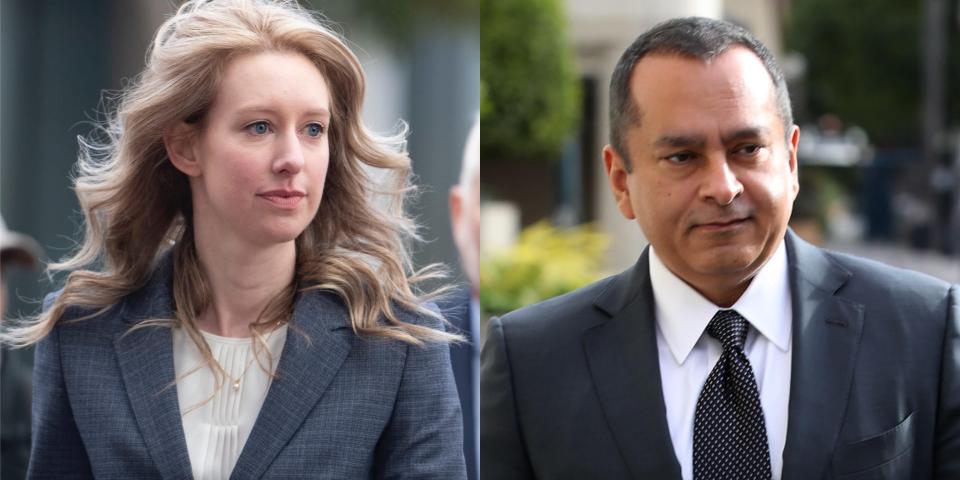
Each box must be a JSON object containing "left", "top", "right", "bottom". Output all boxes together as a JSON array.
[{"left": 187, "top": 51, "right": 331, "bottom": 248}]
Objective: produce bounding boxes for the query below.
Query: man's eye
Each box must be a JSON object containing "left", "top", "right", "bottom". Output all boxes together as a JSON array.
[
  {"left": 665, "top": 152, "right": 694, "bottom": 164},
  {"left": 246, "top": 121, "right": 270, "bottom": 135},
  {"left": 736, "top": 144, "right": 763, "bottom": 155},
  {"left": 304, "top": 122, "right": 325, "bottom": 137}
]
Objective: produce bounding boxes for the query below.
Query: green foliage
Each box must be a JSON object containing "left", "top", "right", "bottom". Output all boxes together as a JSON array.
[
  {"left": 480, "top": 222, "right": 609, "bottom": 316},
  {"left": 481, "top": 0, "right": 580, "bottom": 162},
  {"left": 786, "top": 0, "right": 926, "bottom": 146}
]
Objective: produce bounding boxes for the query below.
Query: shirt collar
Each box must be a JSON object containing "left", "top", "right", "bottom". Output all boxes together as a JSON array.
[{"left": 649, "top": 240, "right": 792, "bottom": 365}]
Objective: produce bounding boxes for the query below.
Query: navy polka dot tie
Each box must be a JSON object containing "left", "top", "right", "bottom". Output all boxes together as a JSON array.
[{"left": 693, "top": 309, "right": 772, "bottom": 480}]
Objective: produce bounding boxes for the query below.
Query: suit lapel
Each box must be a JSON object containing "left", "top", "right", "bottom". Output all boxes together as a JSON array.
[
  {"left": 583, "top": 250, "right": 682, "bottom": 480},
  {"left": 781, "top": 231, "right": 864, "bottom": 480},
  {"left": 114, "top": 254, "right": 193, "bottom": 479},
  {"left": 231, "top": 289, "right": 353, "bottom": 479}
]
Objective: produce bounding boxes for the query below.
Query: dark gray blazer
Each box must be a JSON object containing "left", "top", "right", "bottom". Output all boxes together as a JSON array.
[
  {"left": 481, "top": 230, "right": 960, "bottom": 479},
  {"left": 29, "top": 254, "right": 466, "bottom": 479},
  {"left": 441, "top": 287, "right": 479, "bottom": 480}
]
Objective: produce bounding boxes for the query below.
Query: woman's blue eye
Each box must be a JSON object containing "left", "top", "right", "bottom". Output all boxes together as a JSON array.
[
  {"left": 305, "top": 123, "right": 324, "bottom": 137},
  {"left": 247, "top": 121, "right": 269, "bottom": 135}
]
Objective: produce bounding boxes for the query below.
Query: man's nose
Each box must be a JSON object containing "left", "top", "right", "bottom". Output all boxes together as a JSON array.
[{"left": 699, "top": 156, "right": 743, "bottom": 206}]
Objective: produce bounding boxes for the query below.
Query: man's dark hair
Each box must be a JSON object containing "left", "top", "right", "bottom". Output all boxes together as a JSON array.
[{"left": 609, "top": 17, "right": 793, "bottom": 169}]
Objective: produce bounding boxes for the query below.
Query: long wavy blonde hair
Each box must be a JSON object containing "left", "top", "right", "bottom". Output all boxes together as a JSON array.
[{"left": 5, "top": 0, "right": 457, "bottom": 363}]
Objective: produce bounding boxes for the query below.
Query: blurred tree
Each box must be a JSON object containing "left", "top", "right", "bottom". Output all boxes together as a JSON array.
[
  {"left": 480, "top": 0, "right": 580, "bottom": 162},
  {"left": 787, "top": 0, "right": 927, "bottom": 146},
  {"left": 480, "top": 222, "right": 608, "bottom": 316},
  {"left": 949, "top": 2, "right": 960, "bottom": 129}
]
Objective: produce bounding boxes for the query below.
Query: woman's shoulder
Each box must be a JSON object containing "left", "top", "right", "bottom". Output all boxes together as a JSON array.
[
  {"left": 43, "top": 271, "right": 171, "bottom": 338},
  {"left": 395, "top": 300, "right": 445, "bottom": 330},
  {"left": 295, "top": 288, "right": 444, "bottom": 330},
  {"left": 49, "top": 252, "right": 178, "bottom": 331},
  {"left": 43, "top": 289, "right": 128, "bottom": 335}
]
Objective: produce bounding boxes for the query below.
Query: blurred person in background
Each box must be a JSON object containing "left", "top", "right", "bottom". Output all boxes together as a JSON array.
[
  {"left": 3, "top": 1, "right": 465, "bottom": 478},
  {"left": 481, "top": 17, "right": 960, "bottom": 480},
  {"left": 1, "top": 215, "right": 42, "bottom": 479},
  {"left": 446, "top": 115, "right": 480, "bottom": 480}
]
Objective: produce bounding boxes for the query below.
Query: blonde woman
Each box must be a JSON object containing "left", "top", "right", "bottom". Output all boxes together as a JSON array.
[{"left": 11, "top": 0, "right": 466, "bottom": 478}]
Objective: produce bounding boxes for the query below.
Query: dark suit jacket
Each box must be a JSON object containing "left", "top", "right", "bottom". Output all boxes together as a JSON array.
[
  {"left": 442, "top": 287, "right": 479, "bottom": 480},
  {"left": 29, "top": 253, "right": 466, "bottom": 479},
  {"left": 481, "top": 231, "right": 960, "bottom": 479}
]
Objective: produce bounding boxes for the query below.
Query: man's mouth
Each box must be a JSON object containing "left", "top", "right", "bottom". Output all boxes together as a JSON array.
[{"left": 693, "top": 217, "right": 750, "bottom": 231}]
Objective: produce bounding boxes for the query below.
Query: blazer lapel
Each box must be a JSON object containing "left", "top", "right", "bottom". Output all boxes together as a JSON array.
[
  {"left": 781, "top": 231, "right": 865, "bottom": 480},
  {"left": 114, "top": 255, "right": 193, "bottom": 479},
  {"left": 583, "top": 249, "right": 682, "bottom": 480},
  {"left": 231, "top": 289, "right": 353, "bottom": 479}
]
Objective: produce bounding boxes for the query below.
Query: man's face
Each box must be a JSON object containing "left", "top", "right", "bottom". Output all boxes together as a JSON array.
[{"left": 603, "top": 47, "right": 799, "bottom": 302}]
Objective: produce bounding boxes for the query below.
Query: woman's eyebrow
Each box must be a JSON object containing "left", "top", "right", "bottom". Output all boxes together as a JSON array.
[{"left": 232, "top": 105, "right": 331, "bottom": 119}]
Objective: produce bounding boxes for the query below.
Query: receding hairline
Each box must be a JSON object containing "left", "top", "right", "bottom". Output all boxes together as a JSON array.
[
  {"left": 613, "top": 44, "right": 789, "bottom": 163},
  {"left": 608, "top": 17, "right": 794, "bottom": 169},
  {"left": 631, "top": 44, "right": 776, "bottom": 106}
]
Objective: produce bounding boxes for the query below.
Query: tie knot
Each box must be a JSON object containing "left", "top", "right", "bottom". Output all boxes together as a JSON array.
[{"left": 707, "top": 309, "right": 748, "bottom": 351}]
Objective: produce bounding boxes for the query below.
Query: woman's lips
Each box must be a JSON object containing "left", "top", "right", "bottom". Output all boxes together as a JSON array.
[{"left": 258, "top": 191, "right": 305, "bottom": 209}]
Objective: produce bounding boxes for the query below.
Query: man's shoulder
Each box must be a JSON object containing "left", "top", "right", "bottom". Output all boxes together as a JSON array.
[
  {"left": 805, "top": 246, "right": 955, "bottom": 328},
  {"left": 788, "top": 231, "right": 953, "bottom": 302},
  {"left": 818, "top": 248, "right": 952, "bottom": 297}
]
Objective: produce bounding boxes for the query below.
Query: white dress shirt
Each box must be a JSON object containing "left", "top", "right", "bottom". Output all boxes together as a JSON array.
[
  {"left": 173, "top": 325, "right": 287, "bottom": 480},
  {"left": 649, "top": 242, "right": 792, "bottom": 480}
]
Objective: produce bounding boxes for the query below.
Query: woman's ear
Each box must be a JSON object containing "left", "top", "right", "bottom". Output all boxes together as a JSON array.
[{"left": 164, "top": 122, "right": 202, "bottom": 177}]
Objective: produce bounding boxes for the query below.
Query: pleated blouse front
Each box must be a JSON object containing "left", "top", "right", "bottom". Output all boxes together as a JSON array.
[{"left": 172, "top": 325, "right": 288, "bottom": 480}]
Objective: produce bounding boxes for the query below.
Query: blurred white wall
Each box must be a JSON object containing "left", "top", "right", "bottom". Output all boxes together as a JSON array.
[
  {"left": 724, "top": 0, "right": 784, "bottom": 55},
  {"left": 356, "top": 35, "right": 410, "bottom": 136}
]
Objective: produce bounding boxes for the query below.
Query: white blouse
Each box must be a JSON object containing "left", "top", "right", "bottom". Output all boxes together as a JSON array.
[{"left": 172, "top": 325, "right": 288, "bottom": 480}]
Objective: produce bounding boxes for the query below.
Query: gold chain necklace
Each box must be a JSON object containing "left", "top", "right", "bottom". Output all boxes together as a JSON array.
[{"left": 220, "top": 321, "right": 284, "bottom": 391}]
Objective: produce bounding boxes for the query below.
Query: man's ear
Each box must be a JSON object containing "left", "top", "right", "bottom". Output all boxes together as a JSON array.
[
  {"left": 449, "top": 185, "right": 466, "bottom": 250},
  {"left": 788, "top": 124, "right": 800, "bottom": 197},
  {"left": 164, "top": 122, "right": 202, "bottom": 177},
  {"left": 603, "top": 144, "right": 637, "bottom": 220}
]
